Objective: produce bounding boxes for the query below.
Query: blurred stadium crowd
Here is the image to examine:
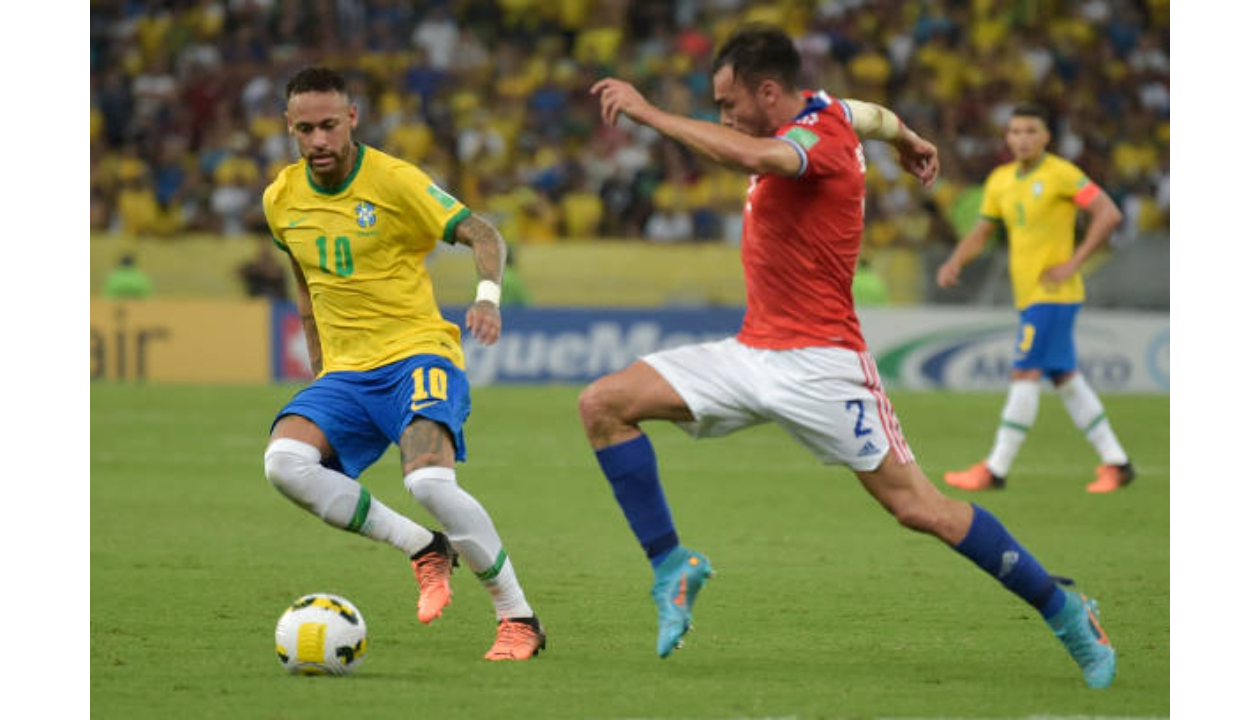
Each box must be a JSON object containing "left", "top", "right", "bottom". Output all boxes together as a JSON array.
[{"left": 90, "top": 0, "right": 1169, "bottom": 252}]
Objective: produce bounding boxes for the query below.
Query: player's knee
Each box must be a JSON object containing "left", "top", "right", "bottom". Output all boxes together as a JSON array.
[
  {"left": 577, "top": 382, "right": 604, "bottom": 421},
  {"left": 404, "top": 466, "right": 456, "bottom": 507},
  {"left": 578, "top": 379, "right": 626, "bottom": 428},
  {"left": 264, "top": 439, "right": 322, "bottom": 507}
]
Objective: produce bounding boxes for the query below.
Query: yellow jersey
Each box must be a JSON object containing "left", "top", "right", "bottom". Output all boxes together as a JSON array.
[
  {"left": 979, "top": 153, "right": 1100, "bottom": 309},
  {"left": 262, "top": 144, "right": 471, "bottom": 374}
]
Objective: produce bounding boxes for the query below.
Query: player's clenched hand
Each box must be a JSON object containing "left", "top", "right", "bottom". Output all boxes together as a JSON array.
[
  {"left": 936, "top": 259, "right": 962, "bottom": 288},
  {"left": 465, "top": 301, "right": 502, "bottom": 346},
  {"left": 591, "top": 78, "right": 655, "bottom": 127},
  {"left": 1040, "top": 261, "right": 1077, "bottom": 287},
  {"left": 895, "top": 133, "right": 940, "bottom": 188}
]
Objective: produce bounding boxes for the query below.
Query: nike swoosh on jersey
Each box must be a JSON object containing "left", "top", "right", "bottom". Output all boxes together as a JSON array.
[{"left": 410, "top": 399, "right": 441, "bottom": 412}]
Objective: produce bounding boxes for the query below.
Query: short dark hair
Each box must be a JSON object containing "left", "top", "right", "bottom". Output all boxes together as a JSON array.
[
  {"left": 711, "top": 24, "right": 801, "bottom": 92},
  {"left": 285, "top": 67, "right": 349, "bottom": 100},
  {"left": 1010, "top": 103, "right": 1053, "bottom": 131}
]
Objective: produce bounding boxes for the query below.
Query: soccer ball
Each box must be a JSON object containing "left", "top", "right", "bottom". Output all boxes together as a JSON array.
[{"left": 274, "top": 593, "right": 368, "bottom": 676}]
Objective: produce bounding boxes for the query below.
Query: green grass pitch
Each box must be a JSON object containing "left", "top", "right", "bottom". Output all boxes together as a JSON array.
[{"left": 91, "top": 383, "right": 1169, "bottom": 719}]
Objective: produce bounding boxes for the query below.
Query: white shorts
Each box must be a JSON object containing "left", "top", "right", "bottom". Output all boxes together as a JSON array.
[{"left": 642, "top": 337, "right": 915, "bottom": 471}]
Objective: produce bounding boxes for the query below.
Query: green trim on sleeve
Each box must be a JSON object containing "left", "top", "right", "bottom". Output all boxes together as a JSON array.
[
  {"left": 784, "top": 126, "right": 819, "bottom": 150},
  {"left": 979, "top": 214, "right": 1002, "bottom": 222},
  {"left": 272, "top": 235, "right": 291, "bottom": 253},
  {"left": 442, "top": 207, "right": 472, "bottom": 245}
]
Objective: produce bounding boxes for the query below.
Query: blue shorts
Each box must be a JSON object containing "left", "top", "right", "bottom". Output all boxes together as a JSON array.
[
  {"left": 273, "top": 355, "right": 472, "bottom": 479},
  {"left": 1011, "top": 303, "right": 1080, "bottom": 374}
]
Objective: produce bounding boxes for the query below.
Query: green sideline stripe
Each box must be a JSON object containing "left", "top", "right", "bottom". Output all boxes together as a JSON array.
[
  {"left": 346, "top": 488, "right": 371, "bottom": 533},
  {"left": 475, "top": 548, "right": 508, "bottom": 581},
  {"left": 1000, "top": 420, "right": 1031, "bottom": 433}
]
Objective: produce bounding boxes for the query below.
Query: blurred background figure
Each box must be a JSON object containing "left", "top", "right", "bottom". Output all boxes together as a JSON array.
[
  {"left": 102, "top": 253, "right": 154, "bottom": 300},
  {"left": 237, "top": 236, "right": 289, "bottom": 301},
  {"left": 852, "top": 257, "right": 890, "bottom": 307},
  {"left": 499, "top": 243, "right": 531, "bottom": 308},
  {"left": 90, "top": 0, "right": 1167, "bottom": 310}
]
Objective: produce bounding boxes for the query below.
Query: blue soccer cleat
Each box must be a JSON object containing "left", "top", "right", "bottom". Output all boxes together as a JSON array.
[
  {"left": 1047, "top": 592, "right": 1116, "bottom": 688},
  {"left": 651, "top": 547, "right": 713, "bottom": 658}
]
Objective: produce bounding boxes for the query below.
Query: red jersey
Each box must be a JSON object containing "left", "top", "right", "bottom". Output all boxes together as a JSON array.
[{"left": 735, "top": 90, "right": 869, "bottom": 351}]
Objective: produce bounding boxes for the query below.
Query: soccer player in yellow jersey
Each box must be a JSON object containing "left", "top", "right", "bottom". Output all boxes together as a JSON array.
[
  {"left": 261, "top": 67, "right": 544, "bottom": 660},
  {"left": 937, "top": 104, "right": 1134, "bottom": 494}
]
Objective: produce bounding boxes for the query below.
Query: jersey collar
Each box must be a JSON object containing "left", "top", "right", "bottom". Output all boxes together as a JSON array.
[
  {"left": 1015, "top": 153, "right": 1049, "bottom": 179},
  {"left": 794, "top": 90, "right": 831, "bottom": 121},
  {"left": 306, "top": 142, "right": 366, "bottom": 195}
]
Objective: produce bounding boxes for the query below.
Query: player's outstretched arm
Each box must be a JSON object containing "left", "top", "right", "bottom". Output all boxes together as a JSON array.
[
  {"left": 591, "top": 77, "right": 802, "bottom": 177},
  {"left": 287, "top": 255, "right": 323, "bottom": 376},
  {"left": 1041, "top": 190, "right": 1123, "bottom": 286},
  {"left": 937, "top": 219, "right": 996, "bottom": 288},
  {"left": 844, "top": 99, "right": 939, "bottom": 188},
  {"left": 453, "top": 213, "right": 505, "bottom": 346}
]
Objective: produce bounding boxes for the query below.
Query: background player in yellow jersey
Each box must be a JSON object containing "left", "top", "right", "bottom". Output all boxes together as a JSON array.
[
  {"left": 937, "top": 104, "right": 1134, "bottom": 494},
  {"left": 260, "top": 67, "right": 544, "bottom": 660}
]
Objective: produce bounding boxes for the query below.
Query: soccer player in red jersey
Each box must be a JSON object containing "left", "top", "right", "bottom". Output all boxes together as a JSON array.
[{"left": 582, "top": 25, "right": 1115, "bottom": 688}]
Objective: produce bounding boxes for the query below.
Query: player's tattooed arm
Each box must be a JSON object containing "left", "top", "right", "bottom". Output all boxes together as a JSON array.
[
  {"left": 453, "top": 213, "right": 505, "bottom": 346},
  {"left": 288, "top": 255, "right": 323, "bottom": 376},
  {"left": 453, "top": 213, "right": 506, "bottom": 284}
]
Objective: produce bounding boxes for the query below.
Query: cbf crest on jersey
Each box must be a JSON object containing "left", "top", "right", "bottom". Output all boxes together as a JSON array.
[{"left": 355, "top": 201, "right": 377, "bottom": 228}]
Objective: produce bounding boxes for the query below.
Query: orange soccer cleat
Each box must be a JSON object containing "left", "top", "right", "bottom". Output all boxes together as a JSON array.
[
  {"left": 1086, "top": 463, "right": 1136, "bottom": 493},
  {"left": 411, "top": 532, "right": 457, "bottom": 624},
  {"left": 943, "top": 462, "right": 1006, "bottom": 491},
  {"left": 484, "top": 616, "right": 547, "bottom": 661}
]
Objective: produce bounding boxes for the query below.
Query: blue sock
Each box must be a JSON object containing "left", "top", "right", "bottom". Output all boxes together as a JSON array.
[
  {"left": 595, "top": 434, "right": 679, "bottom": 567},
  {"left": 953, "top": 504, "right": 1066, "bottom": 619}
]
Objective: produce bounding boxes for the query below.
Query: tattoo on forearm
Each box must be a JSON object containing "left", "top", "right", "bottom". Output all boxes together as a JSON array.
[{"left": 458, "top": 216, "right": 505, "bottom": 282}]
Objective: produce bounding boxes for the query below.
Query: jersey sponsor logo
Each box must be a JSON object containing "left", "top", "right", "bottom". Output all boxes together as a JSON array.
[
  {"left": 355, "top": 201, "right": 376, "bottom": 228},
  {"left": 287, "top": 217, "right": 308, "bottom": 227},
  {"left": 857, "top": 440, "right": 881, "bottom": 457},
  {"left": 784, "top": 126, "right": 819, "bottom": 151},
  {"left": 410, "top": 399, "right": 441, "bottom": 412},
  {"left": 426, "top": 184, "right": 457, "bottom": 210}
]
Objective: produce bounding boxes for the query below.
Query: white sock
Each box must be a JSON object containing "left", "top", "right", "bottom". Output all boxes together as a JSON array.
[
  {"left": 1056, "top": 374, "right": 1128, "bottom": 465},
  {"left": 265, "top": 439, "right": 434, "bottom": 555},
  {"left": 405, "top": 467, "right": 534, "bottom": 619},
  {"left": 986, "top": 380, "right": 1040, "bottom": 477}
]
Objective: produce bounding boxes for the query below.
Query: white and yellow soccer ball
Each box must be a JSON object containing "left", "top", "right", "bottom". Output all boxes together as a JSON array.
[{"left": 275, "top": 593, "right": 368, "bottom": 676}]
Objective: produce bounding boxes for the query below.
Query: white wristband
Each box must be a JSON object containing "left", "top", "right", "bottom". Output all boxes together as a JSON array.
[{"left": 475, "top": 280, "right": 501, "bottom": 306}]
